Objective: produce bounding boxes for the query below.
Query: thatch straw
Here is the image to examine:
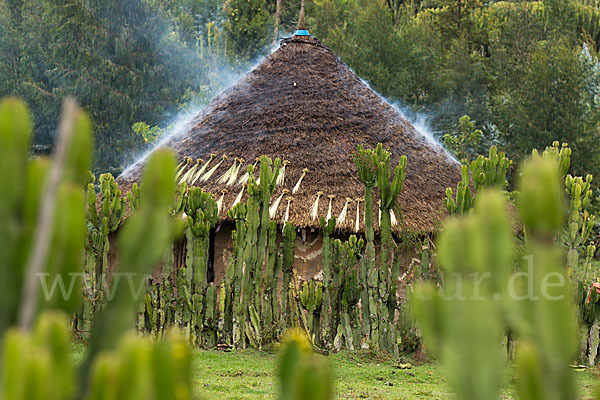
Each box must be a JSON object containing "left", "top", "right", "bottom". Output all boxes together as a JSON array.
[{"left": 118, "top": 36, "right": 461, "bottom": 233}]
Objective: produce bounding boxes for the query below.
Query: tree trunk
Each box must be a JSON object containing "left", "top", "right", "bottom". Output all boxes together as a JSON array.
[{"left": 273, "top": 0, "right": 282, "bottom": 45}]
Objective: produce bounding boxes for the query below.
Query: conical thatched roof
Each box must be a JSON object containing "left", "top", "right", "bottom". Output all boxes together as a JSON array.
[{"left": 118, "top": 36, "right": 461, "bottom": 233}]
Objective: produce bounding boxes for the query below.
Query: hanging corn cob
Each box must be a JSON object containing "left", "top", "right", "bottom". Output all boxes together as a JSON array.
[
  {"left": 326, "top": 195, "right": 335, "bottom": 222},
  {"left": 181, "top": 158, "right": 202, "bottom": 184},
  {"left": 227, "top": 158, "right": 244, "bottom": 186},
  {"left": 284, "top": 196, "right": 294, "bottom": 224},
  {"left": 277, "top": 160, "right": 290, "bottom": 186},
  {"left": 232, "top": 184, "right": 246, "bottom": 208},
  {"left": 190, "top": 154, "right": 216, "bottom": 185},
  {"left": 175, "top": 157, "right": 192, "bottom": 181},
  {"left": 269, "top": 189, "right": 289, "bottom": 219},
  {"left": 310, "top": 191, "right": 324, "bottom": 222},
  {"left": 336, "top": 197, "right": 352, "bottom": 228},
  {"left": 218, "top": 157, "right": 240, "bottom": 185},
  {"left": 201, "top": 154, "right": 227, "bottom": 182},
  {"left": 354, "top": 198, "right": 363, "bottom": 233},
  {"left": 292, "top": 168, "right": 309, "bottom": 194},
  {"left": 216, "top": 189, "right": 227, "bottom": 216}
]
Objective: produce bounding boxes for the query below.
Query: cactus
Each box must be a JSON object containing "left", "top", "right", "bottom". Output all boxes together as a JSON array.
[
  {"left": 340, "top": 269, "right": 361, "bottom": 351},
  {"left": 246, "top": 304, "right": 262, "bottom": 348},
  {"left": 228, "top": 203, "right": 247, "bottom": 347},
  {"left": 127, "top": 182, "right": 142, "bottom": 212},
  {"left": 179, "top": 187, "right": 218, "bottom": 344},
  {"left": 254, "top": 156, "right": 281, "bottom": 307},
  {"left": 444, "top": 164, "right": 473, "bottom": 215},
  {"left": 515, "top": 155, "right": 578, "bottom": 399},
  {"left": 446, "top": 146, "right": 512, "bottom": 215},
  {"left": 329, "top": 239, "right": 344, "bottom": 339},
  {"left": 353, "top": 143, "right": 407, "bottom": 350},
  {"left": 413, "top": 190, "right": 515, "bottom": 400},
  {"left": 82, "top": 149, "right": 177, "bottom": 381},
  {"left": 0, "top": 98, "right": 92, "bottom": 334},
  {"left": 319, "top": 218, "right": 335, "bottom": 348},
  {"left": 562, "top": 169, "right": 595, "bottom": 278},
  {"left": 86, "top": 332, "right": 193, "bottom": 400},
  {"left": 317, "top": 223, "right": 364, "bottom": 351},
  {"left": 263, "top": 221, "right": 280, "bottom": 341},
  {"left": 300, "top": 279, "right": 323, "bottom": 342},
  {"left": 235, "top": 157, "right": 281, "bottom": 347},
  {"left": 470, "top": 145, "right": 512, "bottom": 191},
  {"left": 92, "top": 173, "right": 127, "bottom": 308},
  {"left": 353, "top": 145, "right": 378, "bottom": 343},
  {"left": 0, "top": 100, "right": 33, "bottom": 333},
  {"left": 158, "top": 243, "right": 176, "bottom": 335},
  {"left": 540, "top": 141, "right": 572, "bottom": 178},
  {"left": 282, "top": 222, "right": 297, "bottom": 330},
  {"left": 204, "top": 283, "right": 217, "bottom": 348},
  {"left": 80, "top": 171, "right": 128, "bottom": 329},
  {"left": 3, "top": 312, "right": 76, "bottom": 400},
  {"left": 414, "top": 153, "right": 580, "bottom": 400},
  {"left": 0, "top": 99, "right": 194, "bottom": 400},
  {"left": 377, "top": 151, "right": 407, "bottom": 351},
  {"left": 278, "top": 329, "right": 332, "bottom": 400}
]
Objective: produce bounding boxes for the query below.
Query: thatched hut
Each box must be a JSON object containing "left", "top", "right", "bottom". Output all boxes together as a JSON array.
[{"left": 117, "top": 30, "right": 461, "bottom": 286}]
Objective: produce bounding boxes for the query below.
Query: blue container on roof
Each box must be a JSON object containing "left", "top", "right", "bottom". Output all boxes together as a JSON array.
[{"left": 294, "top": 30, "right": 310, "bottom": 36}]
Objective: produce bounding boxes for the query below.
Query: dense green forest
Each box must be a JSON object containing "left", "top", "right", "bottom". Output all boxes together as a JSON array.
[{"left": 1, "top": 0, "right": 599, "bottom": 182}]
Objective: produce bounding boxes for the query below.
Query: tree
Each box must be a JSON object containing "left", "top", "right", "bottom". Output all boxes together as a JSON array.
[
  {"left": 496, "top": 39, "right": 600, "bottom": 180},
  {"left": 443, "top": 115, "right": 483, "bottom": 163},
  {"left": 0, "top": 0, "right": 229, "bottom": 174},
  {"left": 224, "top": 0, "right": 272, "bottom": 63}
]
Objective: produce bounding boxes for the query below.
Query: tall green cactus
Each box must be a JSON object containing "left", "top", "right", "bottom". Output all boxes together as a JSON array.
[
  {"left": 377, "top": 153, "right": 407, "bottom": 351},
  {"left": 353, "top": 144, "right": 380, "bottom": 346},
  {"left": 564, "top": 173, "right": 595, "bottom": 275},
  {"left": 354, "top": 143, "right": 407, "bottom": 351},
  {"left": 414, "top": 154, "right": 580, "bottom": 400},
  {"left": 228, "top": 203, "right": 247, "bottom": 347},
  {"left": 300, "top": 279, "right": 323, "bottom": 342},
  {"left": 87, "top": 173, "right": 127, "bottom": 317},
  {"left": 263, "top": 221, "right": 280, "bottom": 341},
  {"left": 445, "top": 145, "right": 513, "bottom": 215},
  {"left": 539, "top": 141, "right": 572, "bottom": 178},
  {"left": 204, "top": 283, "right": 218, "bottom": 348},
  {"left": 0, "top": 98, "right": 92, "bottom": 335},
  {"left": 278, "top": 329, "right": 332, "bottom": 400},
  {"left": 82, "top": 149, "right": 177, "bottom": 383},
  {"left": 282, "top": 222, "right": 297, "bottom": 330},
  {"left": 3, "top": 312, "right": 76, "bottom": 400},
  {"left": 0, "top": 99, "right": 32, "bottom": 335},
  {"left": 184, "top": 187, "right": 218, "bottom": 345},
  {"left": 470, "top": 145, "right": 512, "bottom": 191},
  {"left": 0, "top": 97, "right": 194, "bottom": 400},
  {"left": 444, "top": 164, "right": 473, "bottom": 215},
  {"left": 328, "top": 235, "right": 363, "bottom": 351},
  {"left": 516, "top": 155, "right": 578, "bottom": 400},
  {"left": 413, "top": 190, "right": 515, "bottom": 400},
  {"left": 319, "top": 218, "right": 335, "bottom": 348},
  {"left": 237, "top": 157, "right": 281, "bottom": 347}
]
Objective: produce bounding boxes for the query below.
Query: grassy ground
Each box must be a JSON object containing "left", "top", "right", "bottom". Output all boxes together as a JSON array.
[{"left": 71, "top": 343, "right": 600, "bottom": 399}]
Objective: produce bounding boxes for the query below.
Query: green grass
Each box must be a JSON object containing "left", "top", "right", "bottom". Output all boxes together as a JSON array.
[{"left": 71, "top": 342, "right": 600, "bottom": 399}]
